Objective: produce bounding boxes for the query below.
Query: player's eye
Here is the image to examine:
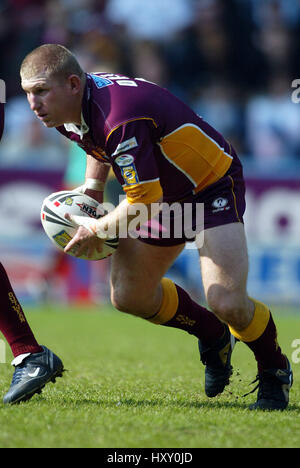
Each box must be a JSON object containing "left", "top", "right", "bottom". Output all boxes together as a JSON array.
[{"left": 33, "top": 88, "right": 48, "bottom": 96}]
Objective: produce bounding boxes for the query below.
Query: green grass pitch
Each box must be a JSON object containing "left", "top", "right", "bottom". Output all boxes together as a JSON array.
[{"left": 0, "top": 305, "right": 299, "bottom": 448}]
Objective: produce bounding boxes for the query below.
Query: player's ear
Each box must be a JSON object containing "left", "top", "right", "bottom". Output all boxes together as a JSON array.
[{"left": 67, "top": 74, "right": 82, "bottom": 95}]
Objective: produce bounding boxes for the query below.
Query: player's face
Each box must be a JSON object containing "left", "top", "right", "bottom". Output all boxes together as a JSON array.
[{"left": 21, "top": 73, "right": 80, "bottom": 128}]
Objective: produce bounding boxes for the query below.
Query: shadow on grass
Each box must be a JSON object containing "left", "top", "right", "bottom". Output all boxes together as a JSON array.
[
  {"left": 16, "top": 394, "right": 299, "bottom": 413},
  {"left": 106, "top": 398, "right": 300, "bottom": 412},
  {"left": 108, "top": 398, "right": 250, "bottom": 411}
]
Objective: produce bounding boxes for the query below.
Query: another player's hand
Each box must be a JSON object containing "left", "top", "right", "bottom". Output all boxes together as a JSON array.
[{"left": 64, "top": 213, "right": 105, "bottom": 258}]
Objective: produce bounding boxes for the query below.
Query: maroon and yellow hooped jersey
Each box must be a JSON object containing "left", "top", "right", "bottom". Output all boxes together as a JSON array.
[{"left": 56, "top": 73, "right": 234, "bottom": 204}]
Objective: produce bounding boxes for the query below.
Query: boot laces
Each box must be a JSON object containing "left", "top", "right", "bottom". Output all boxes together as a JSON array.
[{"left": 243, "top": 372, "right": 284, "bottom": 399}]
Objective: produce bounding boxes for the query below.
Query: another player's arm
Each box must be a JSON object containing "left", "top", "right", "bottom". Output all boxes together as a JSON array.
[{"left": 0, "top": 103, "right": 4, "bottom": 141}]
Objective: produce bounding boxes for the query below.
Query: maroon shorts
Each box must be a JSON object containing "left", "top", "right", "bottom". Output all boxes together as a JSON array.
[{"left": 138, "top": 152, "right": 246, "bottom": 247}]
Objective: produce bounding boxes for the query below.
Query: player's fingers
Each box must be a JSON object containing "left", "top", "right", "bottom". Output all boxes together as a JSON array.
[
  {"left": 65, "top": 213, "right": 84, "bottom": 228},
  {"left": 86, "top": 238, "right": 103, "bottom": 257},
  {"left": 64, "top": 212, "right": 85, "bottom": 225},
  {"left": 64, "top": 236, "right": 80, "bottom": 254},
  {"left": 65, "top": 213, "right": 72, "bottom": 222},
  {"left": 86, "top": 244, "right": 96, "bottom": 259},
  {"left": 96, "top": 241, "right": 104, "bottom": 253},
  {"left": 65, "top": 213, "right": 98, "bottom": 236},
  {"left": 75, "top": 242, "right": 88, "bottom": 257}
]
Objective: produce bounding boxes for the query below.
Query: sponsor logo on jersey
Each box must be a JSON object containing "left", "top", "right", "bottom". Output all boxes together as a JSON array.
[
  {"left": 212, "top": 197, "right": 230, "bottom": 213},
  {"left": 112, "top": 137, "right": 138, "bottom": 157},
  {"left": 115, "top": 154, "right": 135, "bottom": 167},
  {"left": 90, "top": 74, "right": 113, "bottom": 89},
  {"left": 121, "top": 164, "right": 139, "bottom": 185}
]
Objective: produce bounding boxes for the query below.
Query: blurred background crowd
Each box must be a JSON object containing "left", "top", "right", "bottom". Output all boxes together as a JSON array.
[
  {"left": 0, "top": 0, "right": 300, "bottom": 306},
  {"left": 1, "top": 0, "right": 300, "bottom": 168}
]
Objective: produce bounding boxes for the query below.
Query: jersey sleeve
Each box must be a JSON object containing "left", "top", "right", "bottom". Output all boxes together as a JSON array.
[
  {"left": 105, "top": 119, "right": 163, "bottom": 204},
  {"left": 0, "top": 103, "right": 4, "bottom": 141}
]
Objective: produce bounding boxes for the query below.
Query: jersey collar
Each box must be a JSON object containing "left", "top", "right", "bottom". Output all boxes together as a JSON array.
[{"left": 64, "top": 113, "right": 89, "bottom": 139}]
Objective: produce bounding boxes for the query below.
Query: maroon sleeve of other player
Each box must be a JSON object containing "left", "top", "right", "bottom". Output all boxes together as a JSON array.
[{"left": 0, "top": 103, "right": 4, "bottom": 141}]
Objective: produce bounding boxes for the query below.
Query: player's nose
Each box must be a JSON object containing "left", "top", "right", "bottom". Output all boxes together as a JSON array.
[{"left": 28, "top": 93, "right": 42, "bottom": 112}]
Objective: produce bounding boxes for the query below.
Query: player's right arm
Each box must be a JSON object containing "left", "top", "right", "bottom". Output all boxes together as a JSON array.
[
  {"left": 75, "top": 153, "right": 110, "bottom": 204},
  {"left": 65, "top": 153, "right": 111, "bottom": 257}
]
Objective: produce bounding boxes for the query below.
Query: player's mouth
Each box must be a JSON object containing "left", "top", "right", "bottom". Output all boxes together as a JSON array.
[{"left": 37, "top": 113, "right": 48, "bottom": 120}]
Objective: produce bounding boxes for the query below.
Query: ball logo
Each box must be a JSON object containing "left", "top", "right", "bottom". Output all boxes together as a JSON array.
[
  {"left": 41, "top": 190, "right": 118, "bottom": 261},
  {"left": 76, "top": 203, "right": 100, "bottom": 219},
  {"left": 53, "top": 230, "right": 72, "bottom": 248},
  {"left": 64, "top": 197, "right": 74, "bottom": 206}
]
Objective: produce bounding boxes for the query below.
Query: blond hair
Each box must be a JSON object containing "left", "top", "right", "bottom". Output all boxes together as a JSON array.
[{"left": 20, "top": 44, "right": 84, "bottom": 81}]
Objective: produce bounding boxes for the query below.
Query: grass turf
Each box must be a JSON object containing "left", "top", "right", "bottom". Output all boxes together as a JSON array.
[{"left": 0, "top": 305, "right": 299, "bottom": 448}]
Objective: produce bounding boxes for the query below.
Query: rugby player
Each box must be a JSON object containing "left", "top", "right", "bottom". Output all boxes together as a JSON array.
[
  {"left": 20, "top": 44, "right": 293, "bottom": 410},
  {"left": 0, "top": 102, "right": 64, "bottom": 404}
]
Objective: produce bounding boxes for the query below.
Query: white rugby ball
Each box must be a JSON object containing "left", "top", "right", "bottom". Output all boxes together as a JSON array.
[{"left": 41, "top": 190, "right": 119, "bottom": 260}]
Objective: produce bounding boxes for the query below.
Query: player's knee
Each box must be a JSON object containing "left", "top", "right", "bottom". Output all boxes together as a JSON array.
[
  {"left": 110, "top": 287, "right": 134, "bottom": 314},
  {"left": 207, "top": 293, "right": 248, "bottom": 328},
  {"left": 111, "top": 285, "right": 148, "bottom": 316},
  {"left": 111, "top": 283, "right": 161, "bottom": 319}
]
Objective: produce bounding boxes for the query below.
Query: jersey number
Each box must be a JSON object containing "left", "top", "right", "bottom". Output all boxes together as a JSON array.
[{"left": 100, "top": 74, "right": 138, "bottom": 87}]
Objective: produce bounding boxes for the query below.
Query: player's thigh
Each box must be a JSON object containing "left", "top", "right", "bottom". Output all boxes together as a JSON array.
[
  {"left": 199, "top": 222, "right": 249, "bottom": 314},
  {"left": 110, "top": 237, "right": 184, "bottom": 314}
]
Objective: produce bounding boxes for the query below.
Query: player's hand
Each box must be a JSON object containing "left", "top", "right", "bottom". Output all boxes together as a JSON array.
[{"left": 64, "top": 213, "right": 104, "bottom": 258}]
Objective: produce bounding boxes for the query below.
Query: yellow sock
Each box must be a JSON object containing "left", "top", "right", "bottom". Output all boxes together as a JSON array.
[
  {"left": 229, "top": 298, "right": 270, "bottom": 342},
  {"left": 147, "top": 278, "right": 178, "bottom": 325}
]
